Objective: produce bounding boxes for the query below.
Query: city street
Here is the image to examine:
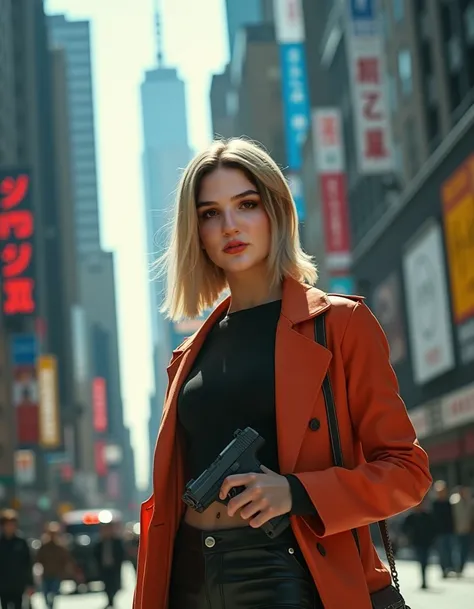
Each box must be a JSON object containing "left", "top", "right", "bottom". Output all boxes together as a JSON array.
[{"left": 30, "top": 560, "right": 473, "bottom": 609}]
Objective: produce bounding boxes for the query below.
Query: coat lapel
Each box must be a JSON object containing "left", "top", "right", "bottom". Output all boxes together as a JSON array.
[
  {"left": 151, "top": 298, "right": 231, "bottom": 522},
  {"left": 275, "top": 279, "right": 333, "bottom": 474}
]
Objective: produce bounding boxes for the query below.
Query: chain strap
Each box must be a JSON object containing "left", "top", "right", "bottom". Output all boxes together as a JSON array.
[{"left": 379, "top": 520, "right": 401, "bottom": 593}]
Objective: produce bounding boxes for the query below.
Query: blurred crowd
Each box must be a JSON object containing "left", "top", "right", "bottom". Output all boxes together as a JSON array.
[
  {"left": 0, "top": 509, "right": 139, "bottom": 609},
  {"left": 396, "top": 481, "right": 474, "bottom": 589}
]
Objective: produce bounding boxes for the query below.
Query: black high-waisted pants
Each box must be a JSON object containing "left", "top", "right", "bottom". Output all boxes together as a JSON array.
[{"left": 168, "top": 521, "right": 324, "bottom": 609}]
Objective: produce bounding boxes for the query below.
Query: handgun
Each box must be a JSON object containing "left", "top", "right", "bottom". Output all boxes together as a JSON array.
[{"left": 182, "top": 427, "right": 290, "bottom": 539}]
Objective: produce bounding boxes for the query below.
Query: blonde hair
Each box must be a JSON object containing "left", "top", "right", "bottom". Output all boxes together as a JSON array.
[{"left": 159, "top": 138, "right": 317, "bottom": 320}]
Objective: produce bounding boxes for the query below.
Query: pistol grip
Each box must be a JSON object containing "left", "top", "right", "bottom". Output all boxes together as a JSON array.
[{"left": 261, "top": 514, "right": 291, "bottom": 539}]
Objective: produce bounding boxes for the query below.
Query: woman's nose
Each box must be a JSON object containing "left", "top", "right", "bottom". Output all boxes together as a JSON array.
[{"left": 222, "top": 210, "right": 238, "bottom": 235}]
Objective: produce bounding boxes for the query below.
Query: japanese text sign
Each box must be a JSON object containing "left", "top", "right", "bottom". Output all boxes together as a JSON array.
[
  {"left": 0, "top": 170, "right": 36, "bottom": 317},
  {"left": 345, "top": 1, "right": 394, "bottom": 174}
]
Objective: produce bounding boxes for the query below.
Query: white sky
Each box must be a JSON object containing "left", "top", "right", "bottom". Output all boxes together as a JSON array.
[{"left": 45, "top": 0, "right": 229, "bottom": 488}]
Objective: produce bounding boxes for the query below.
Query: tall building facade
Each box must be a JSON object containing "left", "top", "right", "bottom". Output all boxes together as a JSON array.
[
  {"left": 210, "top": 1, "right": 275, "bottom": 140},
  {"left": 140, "top": 53, "right": 191, "bottom": 479},
  {"left": 300, "top": 0, "right": 474, "bottom": 487},
  {"left": 48, "top": 15, "right": 101, "bottom": 256},
  {"left": 47, "top": 13, "right": 137, "bottom": 513}
]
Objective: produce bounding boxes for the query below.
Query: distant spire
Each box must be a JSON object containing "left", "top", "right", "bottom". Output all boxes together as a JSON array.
[{"left": 154, "top": 0, "right": 163, "bottom": 66}]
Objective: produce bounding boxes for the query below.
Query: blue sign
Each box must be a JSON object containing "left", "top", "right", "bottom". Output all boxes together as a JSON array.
[
  {"left": 328, "top": 276, "right": 355, "bottom": 295},
  {"left": 349, "top": 0, "right": 375, "bottom": 20},
  {"left": 280, "top": 43, "right": 310, "bottom": 171},
  {"left": 288, "top": 173, "right": 305, "bottom": 223},
  {"left": 11, "top": 334, "right": 37, "bottom": 365}
]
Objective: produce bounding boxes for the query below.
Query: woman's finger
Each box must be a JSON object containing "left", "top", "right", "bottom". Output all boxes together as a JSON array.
[
  {"left": 219, "top": 472, "right": 257, "bottom": 500},
  {"left": 240, "top": 498, "right": 267, "bottom": 521}
]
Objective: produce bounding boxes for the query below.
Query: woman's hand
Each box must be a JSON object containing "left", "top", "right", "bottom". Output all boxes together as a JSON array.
[{"left": 219, "top": 465, "right": 292, "bottom": 528}]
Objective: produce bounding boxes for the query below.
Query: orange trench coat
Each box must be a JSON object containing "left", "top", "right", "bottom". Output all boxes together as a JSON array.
[{"left": 134, "top": 277, "right": 432, "bottom": 609}]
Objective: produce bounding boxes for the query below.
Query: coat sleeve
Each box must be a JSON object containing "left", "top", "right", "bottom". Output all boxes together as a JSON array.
[{"left": 293, "top": 302, "right": 432, "bottom": 537}]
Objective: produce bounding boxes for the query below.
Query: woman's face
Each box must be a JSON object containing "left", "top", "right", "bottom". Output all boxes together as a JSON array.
[{"left": 197, "top": 167, "right": 271, "bottom": 279}]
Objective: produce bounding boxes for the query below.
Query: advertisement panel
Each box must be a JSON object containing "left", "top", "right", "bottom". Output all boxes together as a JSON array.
[
  {"left": 345, "top": 0, "right": 394, "bottom": 174},
  {"left": 94, "top": 440, "right": 107, "bottom": 477},
  {"left": 312, "top": 108, "right": 352, "bottom": 275},
  {"left": 0, "top": 170, "right": 36, "bottom": 318},
  {"left": 403, "top": 223, "right": 455, "bottom": 384},
  {"left": 441, "top": 154, "right": 474, "bottom": 364},
  {"left": 372, "top": 272, "right": 407, "bottom": 365},
  {"left": 12, "top": 363, "right": 39, "bottom": 445},
  {"left": 274, "top": 0, "right": 310, "bottom": 221},
  {"left": 92, "top": 377, "right": 108, "bottom": 433},
  {"left": 441, "top": 382, "right": 474, "bottom": 430},
  {"left": 38, "top": 355, "right": 61, "bottom": 449},
  {"left": 14, "top": 450, "right": 35, "bottom": 486}
]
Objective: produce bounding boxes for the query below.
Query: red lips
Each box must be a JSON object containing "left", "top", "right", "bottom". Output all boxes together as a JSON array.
[{"left": 223, "top": 240, "right": 248, "bottom": 254}]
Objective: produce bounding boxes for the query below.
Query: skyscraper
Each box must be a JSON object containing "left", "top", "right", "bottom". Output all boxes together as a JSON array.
[
  {"left": 140, "top": 2, "right": 191, "bottom": 476},
  {"left": 48, "top": 15, "right": 101, "bottom": 256}
]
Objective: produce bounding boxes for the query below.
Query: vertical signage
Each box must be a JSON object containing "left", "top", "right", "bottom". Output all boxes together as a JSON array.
[
  {"left": 345, "top": 0, "right": 394, "bottom": 174},
  {"left": 94, "top": 440, "right": 108, "bottom": 477},
  {"left": 274, "top": 0, "right": 310, "bottom": 221},
  {"left": 11, "top": 335, "right": 39, "bottom": 445},
  {"left": 403, "top": 223, "right": 455, "bottom": 384},
  {"left": 14, "top": 450, "right": 35, "bottom": 486},
  {"left": 92, "top": 377, "right": 108, "bottom": 433},
  {"left": 0, "top": 170, "right": 36, "bottom": 317},
  {"left": 441, "top": 154, "right": 474, "bottom": 364},
  {"left": 38, "top": 355, "right": 61, "bottom": 449},
  {"left": 372, "top": 272, "right": 407, "bottom": 365},
  {"left": 313, "top": 108, "right": 353, "bottom": 291}
]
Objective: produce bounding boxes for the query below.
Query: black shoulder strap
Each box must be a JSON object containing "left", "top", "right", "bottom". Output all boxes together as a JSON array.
[{"left": 314, "top": 314, "right": 361, "bottom": 552}]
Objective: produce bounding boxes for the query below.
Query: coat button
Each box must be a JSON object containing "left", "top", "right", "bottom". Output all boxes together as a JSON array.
[
  {"left": 317, "top": 543, "right": 326, "bottom": 556},
  {"left": 204, "top": 536, "right": 216, "bottom": 548},
  {"left": 309, "top": 418, "right": 321, "bottom": 431}
]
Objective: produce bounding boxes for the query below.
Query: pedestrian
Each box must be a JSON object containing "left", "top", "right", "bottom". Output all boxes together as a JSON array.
[
  {"left": 451, "top": 485, "right": 474, "bottom": 576},
  {"left": 432, "top": 480, "right": 456, "bottom": 577},
  {"left": 402, "top": 501, "right": 437, "bottom": 589},
  {"left": 0, "top": 509, "right": 34, "bottom": 609},
  {"left": 133, "top": 138, "right": 432, "bottom": 609},
  {"left": 93, "top": 523, "right": 125, "bottom": 608},
  {"left": 36, "top": 521, "right": 74, "bottom": 609}
]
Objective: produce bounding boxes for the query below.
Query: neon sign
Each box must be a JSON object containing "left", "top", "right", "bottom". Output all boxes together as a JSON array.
[{"left": 0, "top": 171, "right": 36, "bottom": 316}]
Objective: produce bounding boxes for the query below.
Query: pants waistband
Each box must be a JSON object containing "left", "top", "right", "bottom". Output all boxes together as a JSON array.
[{"left": 176, "top": 520, "right": 297, "bottom": 554}]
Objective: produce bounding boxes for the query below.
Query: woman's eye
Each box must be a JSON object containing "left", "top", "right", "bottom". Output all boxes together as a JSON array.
[
  {"left": 201, "top": 209, "right": 217, "bottom": 219},
  {"left": 241, "top": 200, "right": 258, "bottom": 209}
]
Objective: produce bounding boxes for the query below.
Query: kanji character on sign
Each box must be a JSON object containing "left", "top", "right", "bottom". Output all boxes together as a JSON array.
[
  {"left": 0, "top": 210, "right": 34, "bottom": 240},
  {"left": 0, "top": 175, "right": 30, "bottom": 210},
  {"left": 362, "top": 91, "right": 382, "bottom": 120},
  {"left": 290, "top": 86, "right": 305, "bottom": 104},
  {"left": 291, "top": 114, "right": 308, "bottom": 131},
  {"left": 357, "top": 57, "right": 380, "bottom": 84},
  {"left": 1, "top": 243, "right": 33, "bottom": 277},
  {"left": 321, "top": 116, "right": 337, "bottom": 146},
  {"left": 365, "top": 129, "right": 388, "bottom": 159},
  {"left": 2, "top": 277, "right": 35, "bottom": 315},
  {"left": 288, "top": 47, "right": 301, "bottom": 63}
]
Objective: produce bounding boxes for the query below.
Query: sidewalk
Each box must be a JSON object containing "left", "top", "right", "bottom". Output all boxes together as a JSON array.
[{"left": 392, "top": 559, "right": 473, "bottom": 608}]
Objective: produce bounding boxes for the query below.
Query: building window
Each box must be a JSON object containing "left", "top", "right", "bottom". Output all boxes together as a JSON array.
[
  {"left": 465, "top": 3, "right": 474, "bottom": 45},
  {"left": 388, "top": 74, "right": 398, "bottom": 113},
  {"left": 398, "top": 49, "right": 413, "bottom": 95},
  {"left": 448, "top": 36, "right": 463, "bottom": 72},
  {"left": 392, "top": 0, "right": 404, "bottom": 22}
]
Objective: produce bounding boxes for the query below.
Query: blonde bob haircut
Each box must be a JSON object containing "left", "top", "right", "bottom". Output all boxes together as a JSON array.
[{"left": 160, "top": 138, "right": 318, "bottom": 320}]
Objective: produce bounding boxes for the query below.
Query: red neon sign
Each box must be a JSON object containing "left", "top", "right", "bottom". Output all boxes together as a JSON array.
[{"left": 0, "top": 171, "right": 36, "bottom": 316}]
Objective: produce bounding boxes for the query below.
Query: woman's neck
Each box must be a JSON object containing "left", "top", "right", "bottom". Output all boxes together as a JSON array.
[{"left": 226, "top": 271, "right": 282, "bottom": 313}]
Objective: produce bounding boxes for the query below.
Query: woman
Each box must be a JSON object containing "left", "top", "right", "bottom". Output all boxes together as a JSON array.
[{"left": 134, "top": 138, "right": 432, "bottom": 609}]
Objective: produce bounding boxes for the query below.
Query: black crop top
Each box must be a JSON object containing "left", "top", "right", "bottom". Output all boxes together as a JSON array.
[{"left": 177, "top": 300, "right": 316, "bottom": 516}]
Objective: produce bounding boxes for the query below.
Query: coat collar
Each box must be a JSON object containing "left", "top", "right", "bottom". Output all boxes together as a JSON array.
[{"left": 171, "top": 276, "right": 331, "bottom": 359}]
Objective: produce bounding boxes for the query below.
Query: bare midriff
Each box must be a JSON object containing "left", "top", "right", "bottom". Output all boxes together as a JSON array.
[{"left": 183, "top": 501, "right": 251, "bottom": 530}]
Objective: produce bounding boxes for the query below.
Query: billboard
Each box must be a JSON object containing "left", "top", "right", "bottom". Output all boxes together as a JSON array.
[
  {"left": 403, "top": 222, "right": 455, "bottom": 384},
  {"left": 0, "top": 170, "right": 36, "bottom": 317},
  {"left": 92, "top": 377, "right": 108, "bottom": 433},
  {"left": 312, "top": 108, "right": 352, "bottom": 288},
  {"left": 372, "top": 272, "right": 407, "bottom": 365},
  {"left": 38, "top": 355, "right": 61, "bottom": 449},
  {"left": 441, "top": 154, "right": 474, "bottom": 364},
  {"left": 344, "top": 0, "right": 394, "bottom": 174},
  {"left": 274, "top": 0, "right": 310, "bottom": 221},
  {"left": 14, "top": 450, "right": 35, "bottom": 486}
]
